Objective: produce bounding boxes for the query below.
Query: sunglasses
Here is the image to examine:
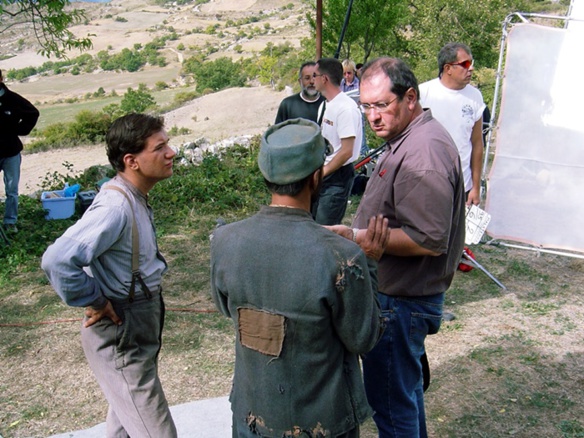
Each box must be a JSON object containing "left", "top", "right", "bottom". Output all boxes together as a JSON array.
[{"left": 449, "top": 59, "right": 474, "bottom": 70}]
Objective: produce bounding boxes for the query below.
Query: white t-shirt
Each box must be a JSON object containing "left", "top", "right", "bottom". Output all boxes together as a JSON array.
[
  {"left": 320, "top": 91, "right": 362, "bottom": 165},
  {"left": 419, "top": 78, "right": 485, "bottom": 190}
]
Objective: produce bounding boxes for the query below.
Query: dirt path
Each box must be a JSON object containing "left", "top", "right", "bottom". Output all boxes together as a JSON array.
[{"left": 9, "top": 145, "right": 111, "bottom": 195}]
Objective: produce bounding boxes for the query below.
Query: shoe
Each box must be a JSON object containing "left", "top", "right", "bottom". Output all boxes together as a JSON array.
[
  {"left": 442, "top": 311, "right": 456, "bottom": 322},
  {"left": 4, "top": 224, "right": 18, "bottom": 234}
]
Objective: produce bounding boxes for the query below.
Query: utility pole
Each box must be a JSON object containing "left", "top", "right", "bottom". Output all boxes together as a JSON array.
[{"left": 316, "top": 0, "right": 322, "bottom": 59}]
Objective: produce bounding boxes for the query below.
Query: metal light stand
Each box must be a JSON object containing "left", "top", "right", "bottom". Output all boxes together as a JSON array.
[{"left": 460, "top": 248, "right": 506, "bottom": 290}]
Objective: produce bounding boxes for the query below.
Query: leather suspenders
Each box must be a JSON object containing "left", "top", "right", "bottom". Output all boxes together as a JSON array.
[{"left": 104, "top": 186, "right": 153, "bottom": 302}]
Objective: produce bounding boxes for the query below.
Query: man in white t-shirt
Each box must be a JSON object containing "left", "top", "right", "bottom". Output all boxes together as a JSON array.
[
  {"left": 312, "top": 57, "right": 362, "bottom": 225},
  {"left": 419, "top": 42, "right": 486, "bottom": 205}
]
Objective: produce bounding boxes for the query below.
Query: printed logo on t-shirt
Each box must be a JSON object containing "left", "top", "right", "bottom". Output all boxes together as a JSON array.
[
  {"left": 323, "top": 118, "right": 334, "bottom": 126},
  {"left": 461, "top": 104, "right": 474, "bottom": 125}
]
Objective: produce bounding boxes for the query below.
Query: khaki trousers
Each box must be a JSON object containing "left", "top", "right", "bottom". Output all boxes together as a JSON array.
[{"left": 81, "top": 293, "right": 177, "bottom": 438}]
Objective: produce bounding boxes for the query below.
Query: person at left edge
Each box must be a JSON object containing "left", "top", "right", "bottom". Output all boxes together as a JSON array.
[
  {"left": 0, "top": 68, "right": 39, "bottom": 233},
  {"left": 42, "top": 113, "right": 177, "bottom": 438},
  {"left": 211, "top": 118, "right": 388, "bottom": 438}
]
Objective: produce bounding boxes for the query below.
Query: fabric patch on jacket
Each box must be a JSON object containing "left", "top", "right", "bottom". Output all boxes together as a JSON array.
[{"left": 238, "top": 307, "right": 285, "bottom": 357}]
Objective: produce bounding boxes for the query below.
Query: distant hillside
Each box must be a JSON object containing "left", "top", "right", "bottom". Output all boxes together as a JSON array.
[{"left": 1, "top": 0, "right": 310, "bottom": 104}]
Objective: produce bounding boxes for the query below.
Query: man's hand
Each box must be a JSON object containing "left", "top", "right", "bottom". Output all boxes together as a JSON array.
[
  {"left": 466, "top": 186, "right": 481, "bottom": 206},
  {"left": 325, "top": 224, "right": 352, "bottom": 240},
  {"left": 325, "top": 215, "right": 390, "bottom": 260},
  {"left": 84, "top": 300, "right": 122, "bottom": 328},
  {"left": 360, "top": 215, "right": 390, "bottom": 261}
]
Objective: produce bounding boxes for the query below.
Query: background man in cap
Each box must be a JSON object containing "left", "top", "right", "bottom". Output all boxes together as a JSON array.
[
  {"left": 275, "top": 61, "right": 326, "bottom": 124},
  {"left": 329, "top": 58, "right": 465, "bottom": 437},
  {"left": 210, "top": 118, "right": 388, "bottom": 438}
]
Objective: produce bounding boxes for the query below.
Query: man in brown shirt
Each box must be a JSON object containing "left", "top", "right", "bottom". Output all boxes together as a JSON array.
[{"left": 328, "top": 57, "right": 465, "bottom": 437}]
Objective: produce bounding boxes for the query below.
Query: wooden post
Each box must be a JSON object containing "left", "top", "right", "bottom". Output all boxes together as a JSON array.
[{"left": 316, "top": 0, "right": 322, "bottom": 59}]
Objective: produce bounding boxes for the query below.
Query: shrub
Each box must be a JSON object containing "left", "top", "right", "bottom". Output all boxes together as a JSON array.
[
  {"left": 27, "top": 111, "right": 112, "bottom": 152},
  {"left": 167, "top": 126, "right": 191, "bottom": 136},
  {"left": 27, "top": 122, "right": 72, "bottom": 151},
  {"left": 151, "top": 140, "right": 268, "bottom": 221},
  {"left": 183, "top": 56, "right": 246, "bottom": 92},
  {"left": 102, "top": 103, "right": 124, "bottom": 119},
  {"left": 67, "top": 110, "right": 112, "bottom": 144},
  {"left": 155, "top": 81, "right": 169, "bottom": 91},
  {"left": 120, "top": 84, "right": 157, "bottom": 114},
  {"left": 173, "top": 90, "right": 199, "bottom": 105},
  {"left": 93, "top": 87, "right": 106, "bottom": 98}
]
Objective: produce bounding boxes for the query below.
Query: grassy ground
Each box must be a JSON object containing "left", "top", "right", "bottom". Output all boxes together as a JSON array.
[
  {"left": 4, "top": 0, "right": 581, "bottom": 435},
  {"left": 1, "top": 193, "right": 583, "bottom": 438}
]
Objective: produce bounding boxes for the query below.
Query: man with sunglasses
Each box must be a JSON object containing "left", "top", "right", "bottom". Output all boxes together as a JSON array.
[
  {"left": 328, "top": 57, "right": 465, "bottom": 437},
  {"left": 419, "top": 42, "right": 486, "bottom": 206}
]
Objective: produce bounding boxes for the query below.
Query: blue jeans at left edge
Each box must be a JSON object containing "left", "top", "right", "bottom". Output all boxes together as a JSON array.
[
  {"left": 363, "top": 292, "right": 444, "bottom": 438},
  {"left": 0, "top": 153, "right": 21, "bottom": 225}
]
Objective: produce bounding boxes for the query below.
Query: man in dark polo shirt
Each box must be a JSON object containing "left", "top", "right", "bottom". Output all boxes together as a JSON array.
[
  {"left": 328, "top": 57, "right": 465, "bottom": 437},
  {"left": 275, "top": 61, "right": 326, "bottom": 124}
]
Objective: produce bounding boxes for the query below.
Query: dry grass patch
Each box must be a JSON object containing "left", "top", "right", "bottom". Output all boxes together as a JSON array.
[{"left": 2, "top": 198, "right": 584, "bottom": 438}]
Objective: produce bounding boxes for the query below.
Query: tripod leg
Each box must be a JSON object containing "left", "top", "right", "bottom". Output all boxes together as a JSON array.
[
  {"left": 0, "top": 224, "right": 10, "bottom": 246},
  {"left": 462, "top": 251, "right": 506, "bottom": 290}
]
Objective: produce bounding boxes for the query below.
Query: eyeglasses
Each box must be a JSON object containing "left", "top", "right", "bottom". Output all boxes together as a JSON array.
[
  {"left": 312, "top": 72, "right": 324, "bottom": 78},
  {"left": 448, "top": 59, "right": 474, "bottom": 70},
  {"left": 359, "top": 96, "right": 399, "bottom": 114}
]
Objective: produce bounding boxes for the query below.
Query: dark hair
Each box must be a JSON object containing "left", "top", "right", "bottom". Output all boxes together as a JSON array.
[
  {"left": 316, "top": 58, "right": 343, "bottom": 87},
  {"left": 438, "top": 42, "right": 472, "bottom": 77},
  {"left": 264, "top": 174, "right": 312, "bottom": 196},
  {"left": 360, "top": 57, "right": 419, "bottom": 101},
  {"left": 356, "top": 63, "right": 363, "bottom": 70},
  {"left": 298, "top": 61, "right": 316, "bottom": 79},
  {"left": 106, "top": 113, "right": 165, "bottom": 172}
]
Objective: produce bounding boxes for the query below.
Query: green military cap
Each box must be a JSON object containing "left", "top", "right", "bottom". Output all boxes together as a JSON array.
[{"left": 259, "top": 118, "right": 332, "bottom": 185}]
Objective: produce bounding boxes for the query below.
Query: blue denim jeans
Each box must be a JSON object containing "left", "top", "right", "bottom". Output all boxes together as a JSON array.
[
  {"left": 363, "top": 292, "right": 444, "bottom": 438},
  {"left": 0, "top": 153, "right": 21, "bottom": 225},
  {"left": 313, "top": 163, "right": 354, "bottom": 225}
]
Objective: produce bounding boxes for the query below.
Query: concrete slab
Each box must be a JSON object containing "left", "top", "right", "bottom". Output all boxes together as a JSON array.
[{"left": 45, "top": 396, "right": 231, "bottom": 438}]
